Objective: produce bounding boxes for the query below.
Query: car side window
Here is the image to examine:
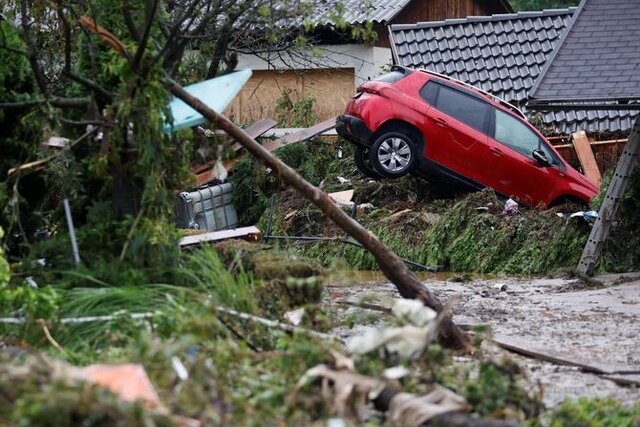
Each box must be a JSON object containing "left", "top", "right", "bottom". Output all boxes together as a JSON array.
[
  {"left": 493, "top": 109, "right": 541, "bottom": 158},
  {"left": 434, "top": 85, "right": 489, "bottom": 133},
  {"left": 419, "top": 81, "right": 438, "bottom": 105}
]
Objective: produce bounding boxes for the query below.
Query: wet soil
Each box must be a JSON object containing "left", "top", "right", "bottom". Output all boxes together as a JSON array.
[{"left": 325, "top": 272, "right": 640, "bottom": 407}]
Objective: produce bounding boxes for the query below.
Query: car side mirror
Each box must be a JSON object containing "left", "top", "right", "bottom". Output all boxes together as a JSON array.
[{"left": 532, "top": 149, "right": 550, "bottom": 167}]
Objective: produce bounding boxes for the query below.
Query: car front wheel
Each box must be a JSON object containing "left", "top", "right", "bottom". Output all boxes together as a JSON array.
[{"left": 369, "top": 131, "right": 417, "bottom": 178}]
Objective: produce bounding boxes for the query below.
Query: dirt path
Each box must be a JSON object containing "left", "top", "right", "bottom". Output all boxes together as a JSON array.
[{"left": 326, "top": 272, "right": 640, "bottom": 407}]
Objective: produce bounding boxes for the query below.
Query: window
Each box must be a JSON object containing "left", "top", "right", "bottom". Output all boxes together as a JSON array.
[
  {"left": 493, "top": 109, "right": 541, "bottom": 157},
  {"left": 434, "top": 85, "right": 490, "bottom": 132},
  {"left": 374, "top": 70, "right": 407, "bottom": 84},
  {"left": 419, "top": 81, "right": 438, "bottom": 105}
]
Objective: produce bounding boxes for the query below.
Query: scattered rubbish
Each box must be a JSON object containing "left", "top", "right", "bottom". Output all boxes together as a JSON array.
[
  {"left": 43, "top": 136, "right": 70, "bottom": 149},
  {"left": 178, "top": 226, "right": 261, "bottom": 247},
  {"left": 328, "top": 189, "right": 355, "bottom": 207},
  {"left": 171, "top": 356, "right": 189, "bottom": 381},
  {"left": 386, "top": 385, "right": 470, "bottom": 427},
  {"left": 63, "top": 198, "right": 81, "bottom": 266},
  {"left": 558, "top": 210, "right": 600, "bottom": 223},
  {"left": 503, "top": 197, "right": 519, "bottom": 215},
  {"left": 25, "top": 276, "right": 38, "bottom": 288},
  {"left": 337, "top": 176, "right": 350, "bottom": 184},
  {"left": 295, "top": 361, "right": 469, "bottom": 425},
  {"left": 346, "top": 298, "right": 439, "bottom": 358},
  {"left": 492, "top": 283, "right": 508, "bottom": 291},
  {"left": 77, "top": 363, "right": 162, "bottom": 407},
  {"left": 383, "top": 365, "right": 410, "bottom": 380},
  {"left": 284, "top": 307, "right": 305, "bottom": 326},
  {"left": 175, "top": 183, "right": 238, "bottom": 231},
  {"left": 391, "top": 298, "right": 437, "bottom": 327},
  {"left": 164, "top": 69, "right": 252, "bottom": 133}
]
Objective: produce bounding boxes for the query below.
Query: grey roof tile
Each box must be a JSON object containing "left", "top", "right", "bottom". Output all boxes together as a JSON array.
[
  {"left": 530, "top": 0, "right": 640, "bottom": 103},
  {"left": 297, "top": 0, "right": 413, "bottom": 26},
  {"left": 389, "top": 7, "right": 638, "bottom": 133}
]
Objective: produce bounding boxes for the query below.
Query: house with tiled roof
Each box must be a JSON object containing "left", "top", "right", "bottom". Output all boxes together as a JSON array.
[
  {"left": 388, "top": 6, "right": 639, "bottom": 134},
  {"left": 228, "top": 0, "right": 512, "bottom": 123}
]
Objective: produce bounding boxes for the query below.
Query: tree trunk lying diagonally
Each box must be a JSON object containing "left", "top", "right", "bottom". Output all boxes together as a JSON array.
[{"left": 168, "top": 82, "right": 470, "bottom": 351}]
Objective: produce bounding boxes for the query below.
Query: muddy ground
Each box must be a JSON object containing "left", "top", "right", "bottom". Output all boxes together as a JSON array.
[{"left": 325, "top": 272, "right": 640, "bottom": 408}]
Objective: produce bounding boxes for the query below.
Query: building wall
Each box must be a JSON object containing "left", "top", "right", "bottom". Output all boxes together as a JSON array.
[
  {"left": 390, "top": 0, "right": 509, "bottom": 27},
  {"left": 230, "top": 44, "right": 392, "bottom": 123},
  {"left": 225, "top": 68, "right": 356, "bottom": 124}
]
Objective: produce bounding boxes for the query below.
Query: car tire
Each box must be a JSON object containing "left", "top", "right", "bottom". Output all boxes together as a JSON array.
[
  {"left": 369, "top": 130, "right": 418, "bottom": 178},
  {"left": 354, "top": 145, "right": 382, "bottom": 179}
]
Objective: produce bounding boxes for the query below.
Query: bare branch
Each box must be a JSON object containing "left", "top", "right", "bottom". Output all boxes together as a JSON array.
[
  {"left": 122, "top": 0, "right": 141, "bottom": 41},
  {"left": 20, "top": 0, "right": 50, "bottom": 97},
  {"left": 63, "top": 70, "right": 114, "bottom": 101},
  {"left": 0, "top": 96, "right": 91, "bottom": 109},
  {"left": 131, "top": 0, "right": 159, "bottom": 71}
]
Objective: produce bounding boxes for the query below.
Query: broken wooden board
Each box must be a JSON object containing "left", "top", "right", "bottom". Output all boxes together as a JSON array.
[
  {"left": 178, "top": 226, "right": 260, "bottom": 247},
  {"left": 261, "top": 116, "right": 337, "bottom": 152},
  {"left": 571, "top": 130, "right": 601, "bottom": 185},
  {"left": 192, "top": 117, "right": 277, "bottom": 175},
  {"left": 230, "top": 118, "right": 277, "bottom": 152},
  {"left": 196, "top": 117, "right": 337, "bottom": 186},
  {"left": 492, "top": 335, "right": 639, "bottom": 375}
]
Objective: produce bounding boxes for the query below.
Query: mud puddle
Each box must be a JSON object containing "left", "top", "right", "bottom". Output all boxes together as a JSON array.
[{"left": 325, "top": 273, "right": 640, "bottom": 407}]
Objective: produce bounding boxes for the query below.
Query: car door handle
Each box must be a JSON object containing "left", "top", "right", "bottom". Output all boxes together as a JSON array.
[
  {"left": 434, "top": 118, "right": 448, "bottom": 127},
  {"left": 490, "top": 147, "right": 503, "bottom": 157}
]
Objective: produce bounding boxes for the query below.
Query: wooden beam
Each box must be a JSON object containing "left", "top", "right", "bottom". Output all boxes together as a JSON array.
[
  {"left": 578, "top": 116, "right": 640, "bottom": 275},
  {"left": 179, "top": 226, "right": 261, "bottom": 247},
  {"left": 572, "top": 130, "right": 601, "bottom": 185}
]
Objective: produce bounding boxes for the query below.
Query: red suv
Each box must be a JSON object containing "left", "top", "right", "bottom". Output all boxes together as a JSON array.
[{"left": 336, "top": 66, "right": 598, "bottom": 208}]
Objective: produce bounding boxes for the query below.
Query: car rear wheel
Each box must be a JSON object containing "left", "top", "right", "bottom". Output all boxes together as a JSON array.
[
  {"left": 354, "top": 145, "right": 382, "bottom": 179},
  {"left": 369, "top": 131, "right": 417, "bottom": 178}
]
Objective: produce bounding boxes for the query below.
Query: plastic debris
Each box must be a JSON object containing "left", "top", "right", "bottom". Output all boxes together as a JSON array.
[
  {"left": 171, "top": 356, "right": 189, "bottom": 381},
  {"left": 391, "top": 299, "right": 437, "bottom": 327},
  {"left": 284, "top": 307, "right": 305, "bottom": 326},
  {"left": 502, "top": 197, "right": 519, "bottom": 215},
  {"left": 492, "top": 283, "right": 508, "bottom": 291}
]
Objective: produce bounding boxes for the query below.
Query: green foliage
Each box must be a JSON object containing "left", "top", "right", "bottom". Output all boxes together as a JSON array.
[
  {"left": 0, "top": 227, "right": 9, "bottom": 287},
  {"left": 509, "top": 0, "right": 579, "bottom": 10},
  {"left": 0, "top": 282, "right": 60, "bottom": 320},
  {"left": 180, "top": 246, "right": 259, "bottom": 314},
  {"left": 540, "top": 398, "right": 640, "bottom": 427},
  {"left": 465, "top": 360, "right": 541, "bottom": 418},
  {"left": 274, "top": 89, "right": 316, "bottom": 128}
]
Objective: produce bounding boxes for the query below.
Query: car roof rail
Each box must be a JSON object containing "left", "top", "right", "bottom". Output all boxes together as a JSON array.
[{"left": 392, "top": 65, "right": 526, "bottom": 119}]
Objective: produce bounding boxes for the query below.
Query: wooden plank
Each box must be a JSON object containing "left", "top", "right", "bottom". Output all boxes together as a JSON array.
[
  {"left": 572, "top": 130, "right": 602, "bottom": 185},
  {"left": 192, "top": 118, "right": 277, "bottom": 175},
  {"left": 178, "top": 226, "right": 261, "bottom": 247},
  {"left": 229, "top": 117, "right": 277, "bottom": 152},
  {"left": 578, "top": 117, "right": 640, "bottom": 275},
  {"left": 492, "top": 335, "right": 639, "bottom": 375},
  {"left": 261, "top": 116, "right": 337, "bottom": 152}
]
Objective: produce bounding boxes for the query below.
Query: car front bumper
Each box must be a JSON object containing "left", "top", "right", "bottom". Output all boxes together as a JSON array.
[{"left": 336, "top": 115, "right": 373, "bottom": 146}]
